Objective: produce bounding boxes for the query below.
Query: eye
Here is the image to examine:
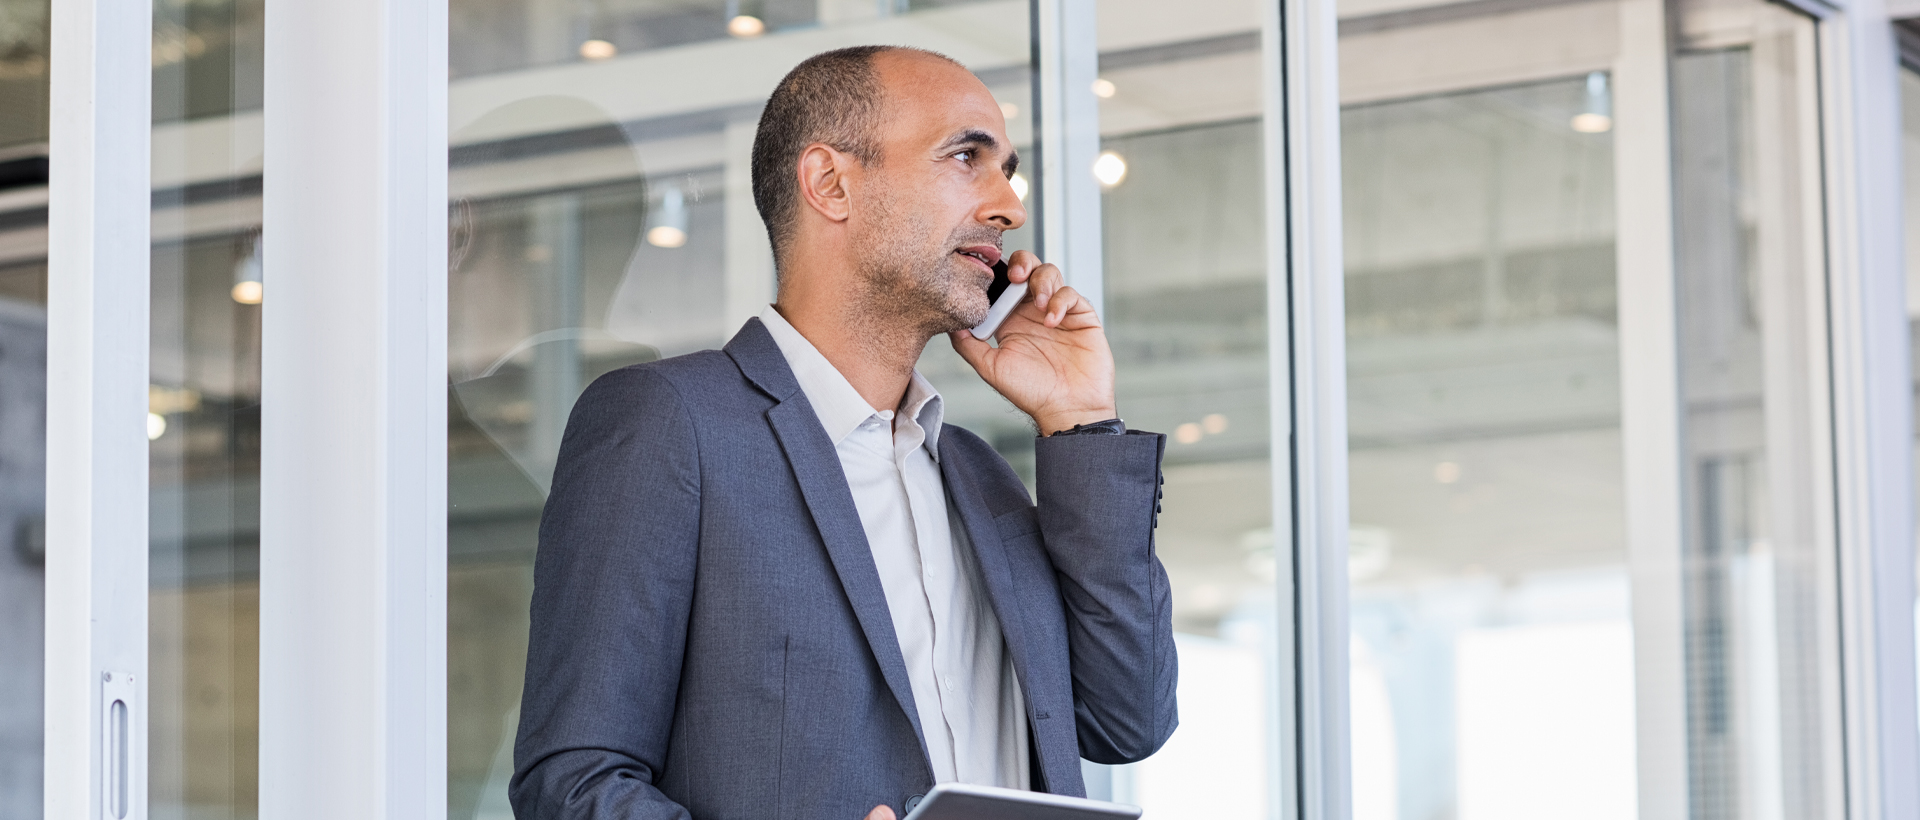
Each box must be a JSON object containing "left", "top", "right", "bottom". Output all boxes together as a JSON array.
[{"left": 953, "top": 150, "right": 974, "bottom": 163}]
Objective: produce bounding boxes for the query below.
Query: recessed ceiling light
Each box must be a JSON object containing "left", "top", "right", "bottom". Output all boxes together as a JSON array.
[
  {"left": 1092, "top": 151, "right": 1127, "bottom": 187},
  {"left": 727, "top": 15, "right": 765, "bottom": 37},
  {"left": 579, "top": 39, "right": 618, "bottom": 60}
]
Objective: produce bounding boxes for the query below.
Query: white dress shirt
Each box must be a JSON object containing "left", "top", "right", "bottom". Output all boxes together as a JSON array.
[{"left": 759, "top": 305, "right": 1030, "bottom": 789}]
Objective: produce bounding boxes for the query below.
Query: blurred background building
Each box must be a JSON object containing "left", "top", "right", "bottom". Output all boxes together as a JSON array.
[{"left": 2, "top": 0, "right": 1917, "bottom": 817}]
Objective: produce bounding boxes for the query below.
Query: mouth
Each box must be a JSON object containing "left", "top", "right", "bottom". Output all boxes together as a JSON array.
[{"left": 953, "top": 244, "right": 1002, "bottom": 272}]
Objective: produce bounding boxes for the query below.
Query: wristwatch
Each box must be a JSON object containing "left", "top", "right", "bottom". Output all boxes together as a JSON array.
[{"left": 1048, "top": 418, "right": 1126, "bottom": 437}]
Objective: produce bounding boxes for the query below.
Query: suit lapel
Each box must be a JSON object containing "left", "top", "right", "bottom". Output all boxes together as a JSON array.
[
  {"left": 936, "top": 436, "right": 1038, "bottom": 698},
  {"left": 729, "top": 319, "right": 930, "bottom": 759}
]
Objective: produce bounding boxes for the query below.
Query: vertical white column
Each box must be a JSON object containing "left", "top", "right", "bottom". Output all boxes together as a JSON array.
[
  {"left": 1822, "top": 1, "right": 1920, "bottom": 818},
  {"left": 1271, "top": 0, "right": 1350, "bottom": 816},
  {"left": 1611, "top": 0, "right": 1688, "bottom": 817},
  {"left": 1032, "top": 0, "right": 1103, "bottom": 312},
  {"left": 44, "top": 0, "right": 151, "bottom": 816},
  {"left": 260, "top": 0, "right": 448, "bottom": 816}
]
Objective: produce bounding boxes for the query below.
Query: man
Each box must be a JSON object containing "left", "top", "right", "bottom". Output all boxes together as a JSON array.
[{"left": 510, "top": 46, "right": 1177, "bottom": 820}]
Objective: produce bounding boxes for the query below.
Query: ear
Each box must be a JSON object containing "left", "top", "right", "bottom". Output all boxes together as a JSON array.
[{"left": 796, "top": 143, "right": 855, "bottom": 224}]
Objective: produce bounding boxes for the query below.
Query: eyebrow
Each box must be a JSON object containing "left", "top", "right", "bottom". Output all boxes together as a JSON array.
[{"left": 939, "top": 128, "right": 1021, "bottom": 177}]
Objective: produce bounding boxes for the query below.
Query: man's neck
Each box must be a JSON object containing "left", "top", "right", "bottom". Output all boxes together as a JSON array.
[{"left": 772, "top": 291, "right": 929, "bottom": 414}]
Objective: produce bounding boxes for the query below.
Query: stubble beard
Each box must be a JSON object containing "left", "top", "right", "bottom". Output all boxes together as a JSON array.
[{"left": 851, "top": 186, "right": 998, "bottom": 342}]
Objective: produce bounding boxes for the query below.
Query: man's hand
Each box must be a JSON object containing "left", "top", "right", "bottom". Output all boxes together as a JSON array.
[
  {"left": 865, "top": 805, "right": 898, "bottom": 820},
  {"left": 949, "top": 250, "right": 1118, "bottom": 435}
]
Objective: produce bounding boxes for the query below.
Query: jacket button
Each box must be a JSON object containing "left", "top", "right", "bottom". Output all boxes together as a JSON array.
[{"left": 905, "top": 794, "right": 925, "bottom": 814}]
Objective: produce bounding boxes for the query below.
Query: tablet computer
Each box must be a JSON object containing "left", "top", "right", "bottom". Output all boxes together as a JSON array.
[{"left": 900, "top": 783, "right": 1142, "bottom": 820}]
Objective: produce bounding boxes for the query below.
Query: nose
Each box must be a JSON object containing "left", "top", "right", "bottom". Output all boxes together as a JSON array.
[{"left": 981, "top": 173, "right": 1026, "bottom": 231}]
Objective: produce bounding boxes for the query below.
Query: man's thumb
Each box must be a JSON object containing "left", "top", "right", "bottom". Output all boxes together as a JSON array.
[{"left": 863, "top": 805, "right": 898, "bottom": 820}]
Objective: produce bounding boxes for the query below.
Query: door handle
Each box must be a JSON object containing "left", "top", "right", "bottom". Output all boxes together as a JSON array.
[{"left": 101, "top": 671, "right": 137, "bottom": 820}]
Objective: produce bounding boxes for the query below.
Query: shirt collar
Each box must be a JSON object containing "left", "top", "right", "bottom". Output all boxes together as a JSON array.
[{"left": 757, "top": 305, "right": 945, "bottom": 457}]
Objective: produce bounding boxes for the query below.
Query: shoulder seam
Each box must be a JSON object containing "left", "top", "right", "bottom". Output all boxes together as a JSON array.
[{"left": 643, "top": 366, "right": 705, "bottom": 499}]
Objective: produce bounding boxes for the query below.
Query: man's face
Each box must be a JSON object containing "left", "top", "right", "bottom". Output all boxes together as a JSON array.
[{"left": 848, "top": 53, "right": 1026, "bottom": 333}]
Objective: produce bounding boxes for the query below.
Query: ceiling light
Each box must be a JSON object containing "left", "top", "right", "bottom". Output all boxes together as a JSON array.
[
  {"left": 147, "top": 413, "right": 167, "bottom": 441},
  {"left": 1090, "top": 78, "right": 1116, "bottom": 98},
  {"left": 647, "top": 226, "right": 687, "bottom": 248},
  {"left": 647, "top": 184, "right": 690, "bottom": 248},
  {"left": 233, "top": 233, "right": 263, "bottom": 304},
  {"left": 1202, "top": 413, "right": 1228, "bottom": 434},
  {"left": 1434, "top": 461, "right": 1461, "bottom": 484},
  {"left": 1174, "top": 422, "right": 1201, "bottom": 444},
  {"left": 1571, "top": 113, "right": 1612, "bottom": 133},
  {"left": 727, "top": 15, "right": 765, "bottom": 37},
  {"left": 999, "top": 101, "right": 1019, "bottom": 119},
  {"left": 1092, "top": 150, "right": 1127, "bottom": 188},
  {"left": 579, "top": 39, "right": 618, "bottom": 60},
  {"left": 1572, "top": 71, "right": 1612, "bottom": 133},
  {"left": 1010, "top": 173, "right": 1029, "bottom": 201}
]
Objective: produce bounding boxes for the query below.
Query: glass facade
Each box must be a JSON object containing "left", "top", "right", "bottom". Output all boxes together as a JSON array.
[{"left": 0, "top": 0, "right": 1915, "bottom": 815}]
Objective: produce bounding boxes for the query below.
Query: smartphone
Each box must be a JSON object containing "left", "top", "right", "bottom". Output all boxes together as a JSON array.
[{"left": 969, "top": 259, "right": 1029, "bottom": 340}]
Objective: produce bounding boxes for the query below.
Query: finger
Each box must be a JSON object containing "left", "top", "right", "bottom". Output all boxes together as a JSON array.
[
  {"left": 1004, "top": 249, "right": 1041, "bottom": 284},
  {"left": 1027, "top": 263, "right": 1065, "bottom": 310},
  {"left": 1040, "top": 284, "right": 1085, "bottom": 327},
  {"left": 948, "top": 329, "right": 995, "bottom": 372},
  {"left": 864, "top": 805, "right": 898, "bottom": 820}
]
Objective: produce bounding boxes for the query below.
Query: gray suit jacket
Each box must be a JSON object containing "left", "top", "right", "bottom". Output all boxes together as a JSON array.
[{"left": 510, "top": 319, "right": 1178, "bottom": 820}]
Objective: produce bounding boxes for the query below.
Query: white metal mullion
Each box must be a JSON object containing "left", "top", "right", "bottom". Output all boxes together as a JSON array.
[
  {"left": 1032, "top": 0, "right": 1102, "bottom": 313},
  {"left": 1611, "top": 0, "right": 1691, "bottom": 817},
  {"left": 1273, "top": 0, "right": 1350, "bottom": 815},
  {"left": 44, "top": 0, "right": 152, "bottom": 815},
  {"left": 259, "top": 0, "right": 448, "bottom": 815},
  {"left": 1819, "top": 2, "right": 1920, "bottom": 817}
]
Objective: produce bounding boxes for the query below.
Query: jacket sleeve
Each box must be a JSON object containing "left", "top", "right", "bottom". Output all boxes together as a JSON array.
[
  {"left": 1032, "top": 429, "right": 1179, "bottom": 764},
  {"left": 509, "top": 366, "right": 701, "bottom": 820}
]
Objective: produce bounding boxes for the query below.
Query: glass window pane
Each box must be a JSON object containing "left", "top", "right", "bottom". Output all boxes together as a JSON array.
[
  {"left": 1901, "top": 53, "right": 1920, "bottom": 758},
  {"left": 1088, "top": 1, "right": 1276, "bottom": 815},
  {"left": 1670, "top": 14, "right": 1838, "bottom": 810},
  {"left": 1343, "top": 0, "right": 1837, "bottom": 817},
  {"left": 148, "top": 0, "right": 265, "bottom": 816},
  {"left": 444, "top": 4, "right": 1033, "bottom": 816},
  {"left": 0, "top": 0, "right": 48, "bottom": 812},
  {"left": 1344, "top": 69, "right": 1630, "bottom": 820},
  {"left": 0, "top": 271, "right": 46, "bottom": 816}
]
